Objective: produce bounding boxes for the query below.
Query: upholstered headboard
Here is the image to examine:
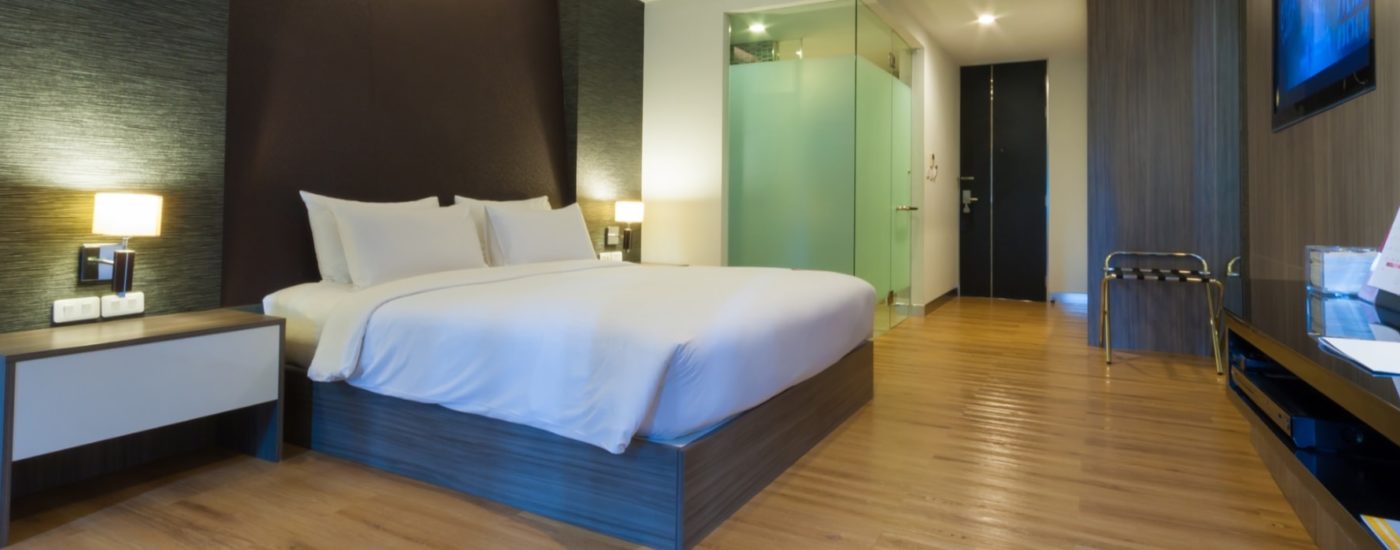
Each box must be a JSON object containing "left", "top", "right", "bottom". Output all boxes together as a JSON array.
[{"left": 220, "top": 0, "right": 572, "bottom": 306}]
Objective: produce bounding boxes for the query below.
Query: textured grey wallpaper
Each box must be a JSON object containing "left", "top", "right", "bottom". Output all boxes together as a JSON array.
[
  {"left": 0, "top": 0, "right": 228, "bottom": 332},
  {"left": 559, "top": 0, "right": 645, "bottom": 255}
]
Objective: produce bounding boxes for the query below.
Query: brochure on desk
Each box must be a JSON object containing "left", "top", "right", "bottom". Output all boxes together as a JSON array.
[
  {"left": 1369, "top": 207, "right": 1400, "bottom": 298},
  {"left": 1320, "top": 337, "right": 1400, "bottom": 376}
]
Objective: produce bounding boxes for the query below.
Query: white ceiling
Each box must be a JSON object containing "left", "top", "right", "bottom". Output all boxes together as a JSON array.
[{"left": 878, "top": 0, "right": 1086, "bottom": 65}]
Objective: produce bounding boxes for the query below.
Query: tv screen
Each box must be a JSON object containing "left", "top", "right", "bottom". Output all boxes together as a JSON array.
[{"left": 1273, "top": 0, "right": 1375, "bottom": 130}]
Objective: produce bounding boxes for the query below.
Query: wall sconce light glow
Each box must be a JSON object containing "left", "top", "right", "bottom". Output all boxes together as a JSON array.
[
  {"left": 92, "top": 193, "right": 163, "bottom": 237},
  {"left": 977, "top": 14, "right": 998, "bottom": 25},
  {"left": 748, "top": 23, "right": 767, "bottom": 34},
  {"left": 614, "top": 201, "right": 645, "bottom": 224},
  {"left": 796, "top": 49, "right": 805, "bottom": 59}
]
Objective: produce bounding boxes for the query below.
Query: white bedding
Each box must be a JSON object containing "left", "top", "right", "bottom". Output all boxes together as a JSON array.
[
  {"left": 263, "top": 281, "right": 356, "bottom": 366},
  {"left": 306, "top": 260, "right": 875, "bottom": 454}
]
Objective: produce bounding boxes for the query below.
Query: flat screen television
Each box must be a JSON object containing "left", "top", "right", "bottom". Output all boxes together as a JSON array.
[{"left": 1273, "top": 0, "right": 1376, "bottom": 130}]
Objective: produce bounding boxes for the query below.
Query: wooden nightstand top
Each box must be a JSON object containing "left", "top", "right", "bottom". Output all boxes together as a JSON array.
[{"left": 0, "top": 309, "right": 282, "bottom": 362}]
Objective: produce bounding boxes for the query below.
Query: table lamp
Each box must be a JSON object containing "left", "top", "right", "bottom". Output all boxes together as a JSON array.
[
  {"left": 614, "top": 201, "right": 644, "bottom": 253},
  {"left": 91, "top": 193, "right": 163, "bottom": 296}
]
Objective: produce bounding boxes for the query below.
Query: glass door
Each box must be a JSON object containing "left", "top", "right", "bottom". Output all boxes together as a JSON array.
[
  {"left": 855, "top": 3, "right": 914, "bottom": 332},
  {"left": 890, "top": 56, "right": 913, "bottom": 328}
]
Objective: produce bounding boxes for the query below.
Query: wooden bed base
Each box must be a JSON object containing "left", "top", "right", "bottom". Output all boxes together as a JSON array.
[{"left": 283, "top": 340, "right": 873, "bottom": 550}]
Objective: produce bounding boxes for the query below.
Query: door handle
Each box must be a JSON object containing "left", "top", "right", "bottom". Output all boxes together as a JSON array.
[
  {"left": 961, "top": 190, "right": 980, "bottom": 214},
  {"left": 895, "top": 205, "right": 919, "bottom": 212}
]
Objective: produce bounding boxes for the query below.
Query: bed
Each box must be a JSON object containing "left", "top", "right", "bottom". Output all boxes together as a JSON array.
[{"left": 223, "top": 180, "right": 874, "bottom": 549}]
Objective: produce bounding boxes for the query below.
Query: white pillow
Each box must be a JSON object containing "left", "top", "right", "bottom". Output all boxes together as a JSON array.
[
  {"left": 333, "top": 203, "right": 487, "bottom": 288},
  {"left": 300, "top": 192, "right": 439, "bottom": 283},
  {"left": 484, "top": 203, "right": 596, "bottom": 266},
  {"left": 453, "top": 195, "right": 551, "bottom": 265}
]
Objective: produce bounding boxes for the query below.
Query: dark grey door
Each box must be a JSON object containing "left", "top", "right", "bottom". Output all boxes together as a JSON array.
[{"left": 958, "top": 60, "right": 1048, "bottom": 301}]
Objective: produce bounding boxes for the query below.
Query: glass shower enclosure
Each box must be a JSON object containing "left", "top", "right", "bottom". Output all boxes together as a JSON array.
[{"left": 727, "top": 1, "right": 914, "bottom": 332}]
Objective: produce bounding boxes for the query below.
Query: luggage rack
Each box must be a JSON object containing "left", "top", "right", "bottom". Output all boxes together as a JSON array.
[{"left": 1099, "top": 251, "right": 1226, "bottom": 374}]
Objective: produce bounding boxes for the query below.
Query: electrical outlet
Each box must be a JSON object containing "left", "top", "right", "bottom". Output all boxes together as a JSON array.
[
  {"left": 101, "top": 292, "right": 146, "bottom": 319},
  {"left": 53, "top": 297, "right": 102, "bottom": 324}
]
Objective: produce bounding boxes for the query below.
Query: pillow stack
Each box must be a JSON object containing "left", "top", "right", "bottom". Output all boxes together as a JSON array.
[{"left": 300, "top": 191, "right": 598, "bottom": 288}]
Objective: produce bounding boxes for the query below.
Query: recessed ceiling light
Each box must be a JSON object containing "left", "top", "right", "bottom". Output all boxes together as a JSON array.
[
  {"left": 977, "top": 14, "right": 997, "bottom": 25},
  {"left": 749, "top": 23, "right": 767, "bottom": 33}
]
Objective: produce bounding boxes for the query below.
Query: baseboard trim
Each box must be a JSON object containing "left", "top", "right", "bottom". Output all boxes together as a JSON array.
[
  {"left": 898, "top": 288, "right": 958, "bottom": 317},
  {"left": 925, "top": 288, "right": 958, "bottom": 315},
  {"left": 1049, "top": 292, "right": 1089, "bottom": 306}
]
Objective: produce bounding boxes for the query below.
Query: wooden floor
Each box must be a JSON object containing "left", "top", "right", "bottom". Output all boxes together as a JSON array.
[{"left": 11, "top": 298, "right": 1314, "bottom": 549}]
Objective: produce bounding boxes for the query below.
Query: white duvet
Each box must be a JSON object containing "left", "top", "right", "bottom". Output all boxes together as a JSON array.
[{"left": 309, "top": 260, "right": 874, "bottom": 454}]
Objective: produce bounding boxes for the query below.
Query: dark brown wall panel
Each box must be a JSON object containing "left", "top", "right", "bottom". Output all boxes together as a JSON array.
[
  {"left": 1244, "top": 0, "right": 1400, "bottom": 283},
  {"left": 1087, "top": 0, "right": 1243, "bottom": 355},
  {"left": 0, "top": 0, "right": 227, "bottom": 332},
  {"left": 223, "top": 0, "right": 571, "bottom": 306}
]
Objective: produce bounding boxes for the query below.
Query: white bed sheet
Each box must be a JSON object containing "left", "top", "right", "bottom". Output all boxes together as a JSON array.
[
  {"left": 262, "top": 281, "right": 356, "bottom": 366},
  {"left": 300, "top": 260, "right": 875, "bottom": 453}
]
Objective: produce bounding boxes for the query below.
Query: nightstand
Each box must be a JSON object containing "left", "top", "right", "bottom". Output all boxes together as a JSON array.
[{"left": 0, "top": 309, "right": 284, "bottom": 545}]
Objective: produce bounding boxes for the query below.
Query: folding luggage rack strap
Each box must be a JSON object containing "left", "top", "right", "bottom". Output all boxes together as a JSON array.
[{"left": 1099, "top": 251, "right": 1226, "bottom": 374}]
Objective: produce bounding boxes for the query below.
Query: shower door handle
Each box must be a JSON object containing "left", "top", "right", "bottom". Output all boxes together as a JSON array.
[{"left": 895, "top": 205, "right": 919, "bottom": 212}]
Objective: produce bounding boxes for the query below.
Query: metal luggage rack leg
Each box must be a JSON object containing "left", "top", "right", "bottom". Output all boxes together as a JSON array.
[{"left": 1099, "top": 251, "right": 1226, "bottom": 375}]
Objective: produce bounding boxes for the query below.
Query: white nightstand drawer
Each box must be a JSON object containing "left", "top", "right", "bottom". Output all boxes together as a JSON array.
[{"left": 11, "top": 325, "right": 280, "bottom": 460}]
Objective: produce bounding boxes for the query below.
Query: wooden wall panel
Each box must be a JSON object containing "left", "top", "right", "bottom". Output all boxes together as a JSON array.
[
  {"left": 223, "top": 0, "right": 572, "bottom": 305},
  {"left": 0, "top": 0, "right": 227, "bottom": 332},
  {"left": 1244, "top": 0, "right": 1400, "bottom": 284},
  {"left": 1087, "top": 0, "right": 1244, "bottom": 355}
]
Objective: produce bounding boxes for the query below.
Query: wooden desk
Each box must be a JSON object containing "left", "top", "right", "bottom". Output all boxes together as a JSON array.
[{"left": 1227, "top": 280, "right": 1400, "bottom": 550}]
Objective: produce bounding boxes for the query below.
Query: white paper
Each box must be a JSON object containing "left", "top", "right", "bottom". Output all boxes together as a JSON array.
[
  {"left": 1321, "top": 337, "right": 1400, "bottom": 375},
  {"left": 1368, "top": 207, "right": 1400, "bottom": 296}
]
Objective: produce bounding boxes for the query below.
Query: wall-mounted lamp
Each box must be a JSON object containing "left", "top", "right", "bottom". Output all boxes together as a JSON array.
[
  {"left": 84, "top": 193, "right": 163, "bottom": 296},
  {"left": 614, "top": 200, "right": 645, "bottom": 254}
]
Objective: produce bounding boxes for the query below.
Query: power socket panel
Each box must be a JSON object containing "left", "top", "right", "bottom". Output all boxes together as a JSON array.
[
  {"left": 101, "top": 292, "right": 146, "bottom": 319},
  {"left": 53, "top": 297, "right": 102, "bottom": 324}
]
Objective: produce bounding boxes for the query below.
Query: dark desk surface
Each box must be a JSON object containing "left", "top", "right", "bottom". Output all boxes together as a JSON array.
[
  {"left": 0, "top": 309, "right": 282, "bottom": 363},
  {"left": 1227, "top": 278, "right": 1400, "bottom": 445}
]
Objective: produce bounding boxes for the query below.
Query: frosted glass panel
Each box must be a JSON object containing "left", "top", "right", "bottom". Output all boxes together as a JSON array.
[
  {"left": 728, "top": 56, "right": 856, "bottom": 273},
  {"left": 726, "top": 1, "right": 912, "bottom": 333},
  {"left": 855, "top": 58, "right": 893, "bottom": 303}
]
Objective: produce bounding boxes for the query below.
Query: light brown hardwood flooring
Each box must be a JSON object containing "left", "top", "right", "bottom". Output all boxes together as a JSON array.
[{"left": 11, "top": 298, "right": 1312, "bottom": 549}]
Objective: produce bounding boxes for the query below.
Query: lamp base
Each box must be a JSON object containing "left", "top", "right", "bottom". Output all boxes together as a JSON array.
[{"left": 112, "top": 249, "right": 136, "bottom": 296}]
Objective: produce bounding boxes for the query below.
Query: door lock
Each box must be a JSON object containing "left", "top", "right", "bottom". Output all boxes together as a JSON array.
[{"left": 961, "top": 189, "right": 980, "bottom": 214}]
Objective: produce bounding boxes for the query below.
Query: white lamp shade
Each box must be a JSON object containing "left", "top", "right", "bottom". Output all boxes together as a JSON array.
[
  {"left": 614, "top": 201, "right": 645, "bottom": 224},
  {"left": 92, "top": 193, "right": 163, "bottom": 237}
]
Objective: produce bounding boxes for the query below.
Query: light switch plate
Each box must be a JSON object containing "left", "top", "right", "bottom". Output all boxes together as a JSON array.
[
  {"left": 101, "top": 292, "right": 146, "bottom": 319},
  {"left": 604, "top": 226, "right": 621, "bottom": 247},
  {"left": 53, "top": 297, "right": 102, "bottom": 324}
]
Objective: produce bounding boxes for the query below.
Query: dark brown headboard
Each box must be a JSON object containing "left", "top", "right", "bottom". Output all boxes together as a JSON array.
[{"left": 221, "top": 0, "right": 572, "bottom": 306}]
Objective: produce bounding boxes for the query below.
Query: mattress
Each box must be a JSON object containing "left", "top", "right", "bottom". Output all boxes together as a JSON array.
[{"left": 283, "top": 260, "right": 875, "bottom": 453}]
